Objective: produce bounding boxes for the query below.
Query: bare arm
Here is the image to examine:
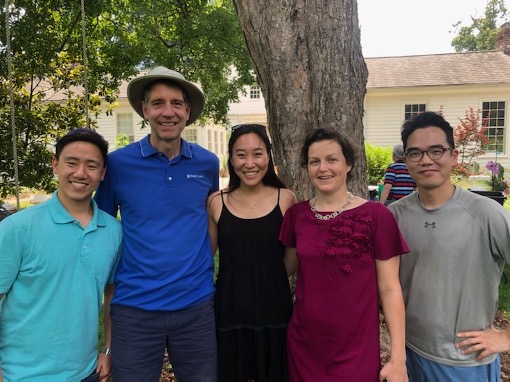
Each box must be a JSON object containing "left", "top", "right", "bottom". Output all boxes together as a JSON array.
[
  {"left": 377, "top": 256, "right": 408, "bottom": 382},
  {"left": 97, "top": 284, "right": 115, "bottom": 381},
  {"left": 284, "top": 247, "right": 298, "bottom": 276},
  {"left": 379, "top": 183, "right": 392, "bottom": 204},
  {"left": 207, "top": 192, "right": 221, "bottom": 255},
  {"left": 456, "top": 324, "right": 510, "bottom": 361}
]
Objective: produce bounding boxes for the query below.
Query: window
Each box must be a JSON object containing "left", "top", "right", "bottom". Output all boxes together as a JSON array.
[
  {"left": 220, "top": 131, "right": 225, "bottom": 155},
  {"left": 482, "top": 101, "right": 506, "bottom": 154},
  {"left": 117, "top": 113, "right": 134, "bottom": 143},
  {"left": 404, "top": 104, "right": 426, "bottom": 120},
  {"left": 214, "top": 131, "right": 219, "bottom": 154},
  {"left": 183, "top": 128, "right": 197, "bottom": 143},
  {"left": 207, "top": 130, "right": 212, "bottom": 151},
  {"left": 250, "top": 85, "right": 261, "bottom": 99}
]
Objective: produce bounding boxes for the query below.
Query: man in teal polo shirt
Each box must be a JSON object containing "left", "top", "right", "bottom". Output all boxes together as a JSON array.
[{"left": 0, "top": 129, "right": 122, "bottom": 381}]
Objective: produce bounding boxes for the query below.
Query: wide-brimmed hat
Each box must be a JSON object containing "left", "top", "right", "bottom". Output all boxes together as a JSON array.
[{"left": 127, "top": 66, "right": 205, "bottom": 126}]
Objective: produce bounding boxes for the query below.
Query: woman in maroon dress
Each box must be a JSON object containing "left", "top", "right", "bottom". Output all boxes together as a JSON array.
[{"left": 279, "top": 127, "right": 409, "bottom": 382}]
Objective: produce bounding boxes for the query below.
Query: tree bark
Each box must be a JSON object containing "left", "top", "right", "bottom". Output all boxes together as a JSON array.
[{"left": 232, "top": 0, "right": 368, "bottom": 200}]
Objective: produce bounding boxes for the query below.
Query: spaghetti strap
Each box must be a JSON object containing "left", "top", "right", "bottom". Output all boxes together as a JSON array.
[
  {"left": 220, "top": 190, "right": 226, "bottom": 206},
  {"left": 277, "top": 188, "right": 281, "bottom": 204}
]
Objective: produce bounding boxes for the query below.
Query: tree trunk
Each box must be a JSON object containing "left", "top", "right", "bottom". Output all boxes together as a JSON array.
[{"left": 232, "top": 0, "right": 368, "bottom": 200}]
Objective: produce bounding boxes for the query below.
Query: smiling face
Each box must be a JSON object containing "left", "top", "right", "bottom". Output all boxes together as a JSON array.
[
  {"left": 230, "top": 132, "right": 270, "bottom": 187},
  {"left": 52, "top": 141, "right": 106, "bottom": 208},
  {"left": 142, "top": 83, "right": 191, "bottom": 151},
  {"left": 404, "top": 126, "right": 458, "bottom": 192},
  {"left": 307, "top": 139, "right": 352, "bottom": 195}
]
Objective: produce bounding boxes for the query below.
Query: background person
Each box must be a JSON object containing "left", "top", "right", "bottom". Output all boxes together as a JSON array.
[
  {"left": 389, "top": 111, "right": 510, "bottom": 381},
  {"left": 379, "top": 144, "right": 416, "bottom": 205},
  {"left": 0, "top": 129, "right": 121, "bottom": 381},
  {"left": 94, "top": 66, "right": 219, "bottom": 381},
  {"left": 208, "top": 124, "right": 297, "bottom": 382},
  {"left": 279, "top": 127, "right": 409, "bottom": 381}
]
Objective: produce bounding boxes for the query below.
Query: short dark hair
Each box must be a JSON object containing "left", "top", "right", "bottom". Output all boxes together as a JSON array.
[
  {"left": 401, "top": 112, "right": 455, "bottom": 151},
  {"left": 55, "top": 128, "right": 109, "bottom": 166},
  {"left": 227, "top": 124, "right": 286, "bottom": 191},
  {"left": 300, "top": 127, "right": 358, "bottom": 181},
  {"left": 143, "top": 79, "right": 190, "bottom": 105}
]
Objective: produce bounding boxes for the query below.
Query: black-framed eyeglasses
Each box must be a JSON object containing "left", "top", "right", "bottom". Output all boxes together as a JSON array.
[{"left": 404, "top": 146, "right": 453, "bottom": 162}]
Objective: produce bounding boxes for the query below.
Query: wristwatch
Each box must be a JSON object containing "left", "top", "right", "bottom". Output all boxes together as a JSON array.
[{"left": 101, "top": 347, "right": 112, "bottom": 356}]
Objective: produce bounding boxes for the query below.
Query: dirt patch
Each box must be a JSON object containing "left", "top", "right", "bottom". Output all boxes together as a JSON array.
[{"left": 158, "top": 311, "right": 510, "bottom": 381}]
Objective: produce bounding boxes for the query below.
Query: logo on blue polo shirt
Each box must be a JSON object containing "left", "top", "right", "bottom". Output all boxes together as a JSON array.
[{"left": 187, "top": 174, "right": 205, "bottom": 179}]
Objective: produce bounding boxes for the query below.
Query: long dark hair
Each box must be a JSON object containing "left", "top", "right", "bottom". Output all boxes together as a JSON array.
[{"left": 227, "top": 124, "right": 286, "bottom": 191}]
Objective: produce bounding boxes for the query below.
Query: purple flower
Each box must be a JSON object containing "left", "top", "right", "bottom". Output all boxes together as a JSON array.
[{"left": 486, "top": 161, "right": 500, "bottom": 175}]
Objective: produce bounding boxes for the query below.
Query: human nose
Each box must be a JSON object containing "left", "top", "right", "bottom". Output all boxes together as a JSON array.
[
  {"left": 161, "top": 103, "right": 176, "bottom": 116},
  {"left": 74, "top": 163, "right": 87, "bottom": 177},
  {"left": 420, "top": 150, "right": 435, "bottom": 164}
]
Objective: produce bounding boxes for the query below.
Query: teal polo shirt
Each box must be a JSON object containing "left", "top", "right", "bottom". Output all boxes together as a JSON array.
[{"left": 0, "top": 192, "right": 122, "bottom": 381}]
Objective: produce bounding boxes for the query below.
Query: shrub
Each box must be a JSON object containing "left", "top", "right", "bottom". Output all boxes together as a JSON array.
[{"left": 365, "top": 143, "right": 392, "bottom": 185}]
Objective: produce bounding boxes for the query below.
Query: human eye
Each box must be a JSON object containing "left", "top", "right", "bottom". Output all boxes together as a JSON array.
[
  {"left": 327, "top": 157, "right": 338, "bottom": 163},
  {"left": 308, "top": 159, "right": 320, "bottom": 166},
  {"left": 429, "top": 147, "right": 445, "bottom": 156},
  {"left": 406, "top": 150, "right": 421, "bottom": 160}
]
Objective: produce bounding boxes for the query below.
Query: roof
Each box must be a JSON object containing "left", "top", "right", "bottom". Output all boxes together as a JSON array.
[{"left": 366, "top": 51, "right": 510, "bottom": 89}]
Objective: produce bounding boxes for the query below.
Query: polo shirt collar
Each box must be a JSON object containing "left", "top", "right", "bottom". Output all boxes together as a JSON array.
[
  {"left": 48, "top": 191, "right": 106, "bottom": 228},
  {"left": 139, "top": 134, "right": 193, "bottom": 159}
]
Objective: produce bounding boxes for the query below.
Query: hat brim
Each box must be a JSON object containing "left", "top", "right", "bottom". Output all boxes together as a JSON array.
[{"left": 127, "top": 67, "right": 205, "bottom": 126}]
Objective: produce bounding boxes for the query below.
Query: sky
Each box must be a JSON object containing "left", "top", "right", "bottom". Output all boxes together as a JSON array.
[{"left": 357, "top": 0, "right": 510, "bottom": 57}]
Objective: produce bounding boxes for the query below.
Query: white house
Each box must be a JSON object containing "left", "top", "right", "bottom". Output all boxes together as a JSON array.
[{"left": 95, "top": 23, "right": 510, "bottom": 172}]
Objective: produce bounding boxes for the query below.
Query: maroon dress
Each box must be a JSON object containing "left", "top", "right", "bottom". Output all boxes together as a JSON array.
[{"left": 279, "top": 201, "right": 408, "bottom": 381}]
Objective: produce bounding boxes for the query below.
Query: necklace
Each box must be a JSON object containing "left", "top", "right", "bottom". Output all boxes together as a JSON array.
[{"left": 310, "top": 192, "right": 354, "bottom": 221}]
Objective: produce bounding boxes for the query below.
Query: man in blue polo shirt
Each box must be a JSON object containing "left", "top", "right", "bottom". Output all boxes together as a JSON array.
[
  {"left": 0, "top": 129, "right": 122, "bottom": 381},
  {"left": 94, "top": 66, "right": 219, "bottom": 381}
]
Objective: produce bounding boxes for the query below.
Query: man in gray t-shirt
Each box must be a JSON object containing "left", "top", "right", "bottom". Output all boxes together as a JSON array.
[{"left": 389, "top": 111, "right": 510, "bottom": 381}]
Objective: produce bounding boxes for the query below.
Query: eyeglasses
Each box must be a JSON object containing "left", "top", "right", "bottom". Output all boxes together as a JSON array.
[{"left": 405, "top": 146, "right": 453, "bottom": 162}]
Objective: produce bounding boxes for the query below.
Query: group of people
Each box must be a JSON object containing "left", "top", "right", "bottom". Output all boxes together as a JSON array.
[{"left": 1, "top": 65, "right": 509, "bottom": 382}]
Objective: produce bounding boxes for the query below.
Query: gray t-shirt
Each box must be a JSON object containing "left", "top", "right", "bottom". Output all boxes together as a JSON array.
[{"left": 389, "top": 187, "right": 510, "bottom": 366}]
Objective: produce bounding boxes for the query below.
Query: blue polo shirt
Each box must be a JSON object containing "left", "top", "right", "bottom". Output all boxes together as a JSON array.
[
  {"left": 0, "top": 193, "right": 122, "bottom": 381},
  {"left": 94, "top": 135, "right": 219, "bottom": 311}
]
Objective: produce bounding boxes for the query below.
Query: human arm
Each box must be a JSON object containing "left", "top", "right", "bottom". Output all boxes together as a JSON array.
[
  {"left": 207, "top": 192, "right": 221, "bottom": 255},
  {"left": 379, "top": 183, "right": 392, "bottom": 205},
  {"left": 284, "top": 247, "right": 298, "bottom": 276},
  {"left": 377, "top": 256, "right": 408, "bottom": 382},
  {"left": 97, "top": 284, "right": 115, "bottom": 381},
  {"left": 456, "top": 326, "right": 510, "bottom": 361}
]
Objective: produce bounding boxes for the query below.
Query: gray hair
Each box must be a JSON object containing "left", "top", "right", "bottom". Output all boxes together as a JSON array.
[{"left": 393, "top": 144, "right": 404, "bottom": 159}]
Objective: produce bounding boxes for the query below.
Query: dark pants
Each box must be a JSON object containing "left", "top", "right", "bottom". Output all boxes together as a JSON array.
[
  {"left": 110, "top": 299, "right": 217, "bottom": 382},
  {"left": 81, "top": 370, "right": 100, "bottom": 382}
]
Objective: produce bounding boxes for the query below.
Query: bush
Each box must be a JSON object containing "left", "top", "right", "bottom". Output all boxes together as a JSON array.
[{"left": 365, "top": 143, "right": 392, "bottom": 185}]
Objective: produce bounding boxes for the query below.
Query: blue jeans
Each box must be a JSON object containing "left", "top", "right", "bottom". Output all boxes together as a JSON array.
[
  {"left": 406, "top": 347, "right": 500, "bottom": 382},
  {"left": 110, "top": 298, "right": 217, "bottom": 382}
]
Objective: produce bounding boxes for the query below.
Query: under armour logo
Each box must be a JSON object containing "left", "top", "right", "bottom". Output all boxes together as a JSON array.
[{"left": 424, "top": 221, "right": 436, "bottom": 228}]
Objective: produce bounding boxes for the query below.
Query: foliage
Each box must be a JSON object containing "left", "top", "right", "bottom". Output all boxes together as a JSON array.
[
  {"left": 0, "top": 0, "right": 253, "bottom": 196},
  {"left": 451, "top": 0, "right": 508, "bottom": 52},
  {"left": 115, "top": 133, "right": 130, "bottom": 150},
  {"left": 485, "top": 161, "right": 510, "bottom": 195},
  {"left": 364, "top": 143, "right": 392, "bottom": 185},
  {"left": 452, "top": 107, "right": 488, "bottom": 177}
]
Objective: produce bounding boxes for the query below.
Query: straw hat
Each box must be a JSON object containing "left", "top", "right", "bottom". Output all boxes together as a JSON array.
[{"left": 127, "top": 66, "right": 205, "bottom": 126}]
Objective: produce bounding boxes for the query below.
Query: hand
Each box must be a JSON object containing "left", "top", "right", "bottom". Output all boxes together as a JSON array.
[
  {"left": 379, "top": 359, "right": 408, "bottom": 382},
  {"left": 97, "top": 353, "right": 112, "bottom": 382},
  {"left": 456, "top": 327, "right": 510, "bottom": 361}
]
